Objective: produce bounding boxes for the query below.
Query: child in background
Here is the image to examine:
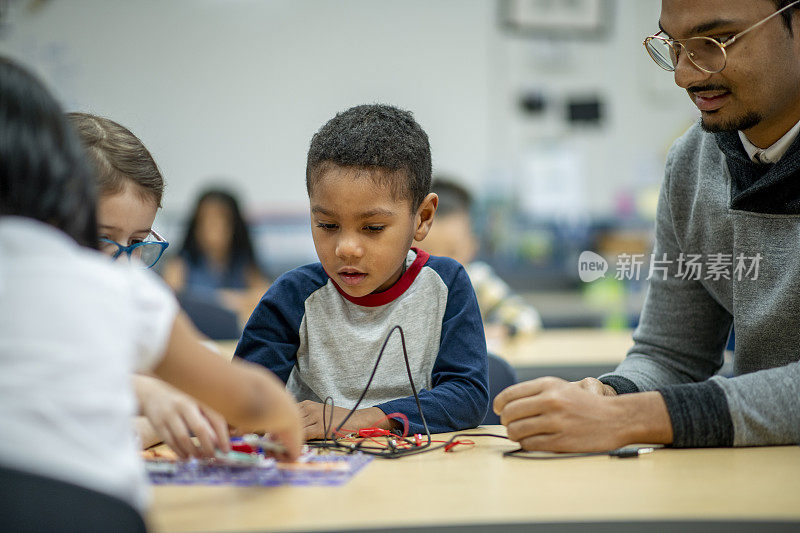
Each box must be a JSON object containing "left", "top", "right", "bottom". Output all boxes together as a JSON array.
[
  {"left": 68, "top": 112, "right": 231, "bottom": 460},
  {"left": 0, "top": 57, "right": 301, "bottom": 511},
  {"left": 235, "top": 104, "right": 489, "bottom": 438},
  {"left": 162, "top": 188, "right": 269, "bottom": 323},
  {"left": 420, "top": 178, "right": 542, "bottom": 344}
]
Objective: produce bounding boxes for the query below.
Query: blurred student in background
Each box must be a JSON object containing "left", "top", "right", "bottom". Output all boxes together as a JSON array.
[
  {"left": 420, "top": 178, "right": 542, "bottom": 344},
  {"left": 68, "top": 112, "right": 231, "bottom": 459},
  {"left": 162, "top": 188, "right": 269, "bottom": 323},
  {"left": 0, "top": 56, "right": 301, "bottom": 513}
]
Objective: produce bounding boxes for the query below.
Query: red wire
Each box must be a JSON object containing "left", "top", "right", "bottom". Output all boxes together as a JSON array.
[
  {"left": 369, "top": 412, "right": 410, "bottom": 437},
  {"left": 331, "top": 417, "right": 477, "bottom": 454},
  {"left": 325, "top": 430, "right": 476, "bottom": 454}
]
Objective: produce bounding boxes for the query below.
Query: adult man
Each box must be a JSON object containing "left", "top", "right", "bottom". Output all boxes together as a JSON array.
[{"left": 494, "top": 0, "right": 800, "bottom": 450}]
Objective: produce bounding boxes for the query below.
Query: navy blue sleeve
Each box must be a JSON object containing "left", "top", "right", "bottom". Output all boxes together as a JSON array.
[
  {"left": 377, "top": 259, "right": 489, "bottom": 434},
  {"left": 234, "top": 264, "right": 327, "bottom": 383}
]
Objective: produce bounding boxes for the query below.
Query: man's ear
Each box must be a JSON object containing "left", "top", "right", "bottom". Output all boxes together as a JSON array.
[{"left": 413, "top": 193, "right": 438, "bottom": 241}]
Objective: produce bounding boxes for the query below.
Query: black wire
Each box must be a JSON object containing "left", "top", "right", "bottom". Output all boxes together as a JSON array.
[
  {"left": 423, "top": 432, "right": 510, "bottom": 455},
  {"left": 307, "top": 430, "right": 510, "bottom": 458},
  {"left": 321, "top": 396, "right": 335, "bottom": 442},
  {"left": 306, "top": 326, "right": 514, "bottom": 459},
  {"left": 503, "top": 447, "right": 648, "bottom": 460},
  {"left": 308, "top": 325, "right": 433, "bottom": 458},
  {"left": 313, "top": 332, "right": 645, "bottom": 461}
]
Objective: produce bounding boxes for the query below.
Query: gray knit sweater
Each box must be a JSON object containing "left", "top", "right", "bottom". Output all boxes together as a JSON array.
[{"left": 600, "top": 122, "right": 800, "bottom": 447}]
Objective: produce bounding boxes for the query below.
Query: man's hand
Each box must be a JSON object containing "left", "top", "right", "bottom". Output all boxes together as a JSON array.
[
  {"left": 134, "top": 375, "right": 230, "bottom": 459},
  {"left": 493, "top": 377, "right": 671, "bottom": 452},
  {"left": 297, "top": 401, "right": 395, "bottom": 440},
  {"left": 574, "top": 377, "right": 618, "bottom": 397}
]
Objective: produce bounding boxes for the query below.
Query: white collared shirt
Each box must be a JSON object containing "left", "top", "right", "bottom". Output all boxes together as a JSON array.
[
  {"left": 739, "top": 119, "right": 800, "bottom": 164},
  {"left": 0, "top": 217, "right": 178, "bottom": 510}
]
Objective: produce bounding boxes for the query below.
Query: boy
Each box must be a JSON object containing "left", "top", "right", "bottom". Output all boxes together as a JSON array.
[
  {"left": 235, "top": 104, "right": 489, "bottom": 438},
  {"left": 420, "top": 178, "right": 542, "bottom": 343}
]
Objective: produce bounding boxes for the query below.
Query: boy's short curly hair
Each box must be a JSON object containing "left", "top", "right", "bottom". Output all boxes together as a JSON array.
[{"left": 306, "top": 104, "right": 432, "bottom": 211}]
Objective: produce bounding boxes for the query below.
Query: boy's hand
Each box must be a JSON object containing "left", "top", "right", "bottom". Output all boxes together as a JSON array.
[{"left": 298, "top": 400, "right": 393, "bottom": 440}]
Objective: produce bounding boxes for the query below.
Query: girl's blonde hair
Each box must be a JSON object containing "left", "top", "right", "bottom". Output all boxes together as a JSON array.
[{"left": 67, "top": 112, "right": 164, "bottom": 207}]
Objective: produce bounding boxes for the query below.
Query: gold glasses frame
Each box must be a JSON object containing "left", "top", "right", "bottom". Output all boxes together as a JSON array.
[{"left": 643, "top": 0, "right": 800, "bottom": 74}]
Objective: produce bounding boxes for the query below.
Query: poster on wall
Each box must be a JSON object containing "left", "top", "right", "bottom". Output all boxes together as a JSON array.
[{"left": 500, "top": 0, "right": 613, "bottom": 39}]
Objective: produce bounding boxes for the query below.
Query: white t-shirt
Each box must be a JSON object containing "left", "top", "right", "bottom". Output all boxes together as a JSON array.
[{"left": 0, "top": 217, "right": 178, "bottom": 510}]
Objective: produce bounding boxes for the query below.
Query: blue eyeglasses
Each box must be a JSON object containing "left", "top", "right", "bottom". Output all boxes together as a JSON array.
[{"left": 99, "top": 230, "right": 169, "bottom": 269}]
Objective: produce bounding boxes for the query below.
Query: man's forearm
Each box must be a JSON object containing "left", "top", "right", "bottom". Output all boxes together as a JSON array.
[{"left": 615, "top": 391, "right": 674, "bottom": 445}]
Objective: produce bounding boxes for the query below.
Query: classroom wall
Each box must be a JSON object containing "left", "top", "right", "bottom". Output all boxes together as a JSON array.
[{"left": 0, "top": 0, "right": 696, "bottom": 220}]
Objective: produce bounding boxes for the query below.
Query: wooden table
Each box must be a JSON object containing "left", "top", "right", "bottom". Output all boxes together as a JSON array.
[
  {"left": 216, "top": 328, "right": 634, "bottom": 382},
  {"left": 492, "top": 328, "right": 633, "bottom": 381},
  {"left": 494, "top": 329, "right": 632, "bottom": 367},
  {"left": 147, "top": 426, "right": 800, "bottom": 533}
]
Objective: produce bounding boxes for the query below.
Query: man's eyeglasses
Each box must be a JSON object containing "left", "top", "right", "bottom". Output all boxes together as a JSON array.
[
  {"left": 643, "top": 0, "right": 800, "bottom": 74},
  {"left": 99, "top": 230, "right": 169, "bottom": 269}
]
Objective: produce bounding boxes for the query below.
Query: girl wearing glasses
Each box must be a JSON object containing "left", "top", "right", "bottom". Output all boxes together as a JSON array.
[
  {"left": 68, "top": 113, "right": 236, "bottom": 460},
  {"left": 68, "top": 113, "right": 169, "bottom": 269},
  {"left": 0, "top": 56, "right": 301, "bottom": 511}
]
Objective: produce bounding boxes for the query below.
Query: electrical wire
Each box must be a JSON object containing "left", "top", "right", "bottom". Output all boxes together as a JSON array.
[
  {"left": 322, "top": 396, "right": 335, "bottom": 442},
  {"left": 308, "top": 330, "right": 514, "bottom": 458},
  {"left": 310, "top": 325, "right": 651, "bottom": 461},
  {"left": 309, "top": 325, "right": 434, "bottom": 458},
  {"left": 503, "top": 447, "right": 655, "bottom": 460}
]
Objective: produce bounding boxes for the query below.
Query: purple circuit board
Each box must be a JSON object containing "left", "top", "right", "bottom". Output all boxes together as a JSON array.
[{"left": 145, "top": 452, "right": 373, "bottom": 487}]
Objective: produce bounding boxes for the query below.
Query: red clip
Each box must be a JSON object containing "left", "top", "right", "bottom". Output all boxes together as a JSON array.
[
  {"left": 358, "top": 427, "right": 392, "bottom": 438},
  {"left": 414, "top": 434, "right": 422, "bottom": 447},
  {"left": 231, "top": 443, "right": 257, "bottom": 454},
  {"left": 444, "top": 441, "right": 459, "bottom": 452}
]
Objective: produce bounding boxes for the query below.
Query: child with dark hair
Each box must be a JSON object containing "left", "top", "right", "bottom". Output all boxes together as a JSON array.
[
  {"left": 163, "top": 187, "right": 269, "bottom": 321},
  {"left": 236, "top": 104, "right": 489, "bottom": 437},
  {"left": 421, "top": 178, "right": 542, "bottom": 342},
  {"left": 0, "top": 56, "right": 301, "bottom": 511}
]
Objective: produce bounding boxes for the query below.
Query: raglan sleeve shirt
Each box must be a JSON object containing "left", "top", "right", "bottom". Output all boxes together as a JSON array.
[
  {"left": 376, "top": 260, "right": 489, "bottom": 434},
  {"left": 235, "top": 259, "right": 489, "bottom": 435},
  {"left": 233, "top": 266, "right": 320, "bottom": 384}
]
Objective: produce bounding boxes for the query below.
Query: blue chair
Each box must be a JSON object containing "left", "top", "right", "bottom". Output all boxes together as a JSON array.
[
  {"left": 482, "top": 353, "right": 517, "bottom": 425},
  {"left": 177, "top": 291, "right": 241, "bottom": 340},
  {"left": 0, "top": 465, "right": 146, "bottom": 532}
]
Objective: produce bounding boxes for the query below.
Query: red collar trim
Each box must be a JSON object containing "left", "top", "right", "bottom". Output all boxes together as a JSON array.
[{"left": 328, "top": 247, "right": 430, "bottom": 307}]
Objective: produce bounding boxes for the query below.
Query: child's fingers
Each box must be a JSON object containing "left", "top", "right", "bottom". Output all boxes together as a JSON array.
[
  {"left": 167, "top": 411, "right": 208, "bottom": 459},
  {"left": 184, "top": 413, "right": 217, "bottom": 458},
  {"left": 228, "top": 426, "right": 246, "bottom": 437},
  {"left": 302, "top": 422, "right": 318, "bottom": 440},
  {"left": 297, "top": 400, "right": 316, "bottom": 419},
  {"left": 157, "top": 418, "right": 194, "bottom": 459},
  {"left": 273, "top": 427, "right": 303, "bottom": 462},
  {"left": 202, "top": 407, "right": 231, "bottom": 453},
  {"left": 173, "top": 401, "right": 218, "bottom": 457}
]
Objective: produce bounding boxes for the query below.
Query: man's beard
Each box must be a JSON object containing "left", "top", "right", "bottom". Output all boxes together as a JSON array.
[{"left": 700, "top": 110, "right": 763, "bottom": 133}]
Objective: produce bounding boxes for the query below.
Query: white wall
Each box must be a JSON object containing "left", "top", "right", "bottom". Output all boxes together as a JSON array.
[{"left": 0, "top": 0, "right": 696, "bottom": 220}]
